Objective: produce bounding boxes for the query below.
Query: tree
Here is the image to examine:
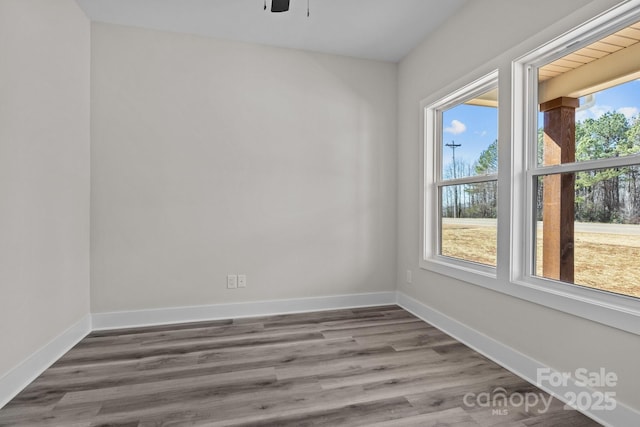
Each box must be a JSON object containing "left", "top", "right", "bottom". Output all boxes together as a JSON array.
[
  {"left": 534, "top": 111, "right": 640, "bottom": 224},
  {"left": 576, "top": 112, "right": 629, "bottom": 160},
  {"left": 464, "top": 140, "right": 498, "bottom": 218},
  {"left": 575, "top": 112, "right": 632, "bottom": 222},
  {"left": 475, "top": 139, "right": 498, "bottom": 175},
  {"left": 442, "top": 159, "right": 473, "bottom": 218},
  {"left": 623, "top": 115, "right": 640, "bottom": 222}
]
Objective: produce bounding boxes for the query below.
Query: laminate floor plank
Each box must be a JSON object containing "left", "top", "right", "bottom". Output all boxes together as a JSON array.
[
  {"left": 226, "top": 396, "right": 423, "bottom": 427},
  {"left": 317, "top": 357, "right": 496, "bottom": 390},
  {"left": 79, "top": 323, "right": 267, "bottom": 349},
  {"left": 56, "top": 367, "right": 277, "bottom": 407},
  {"left": 32, "top": 339, "right": 363, "bottom": 394},
  {"left": 274, "top": 344, "right": 438, "bottom": 375},
  {"left": 87, "top": 319, "right": 236, "bottom": 339},
  {"left": 366, "top": 407, "right": 481, "bottom": 427},
  {"left": 55, "top": 332, "right": 327, "bottom": 366},
  {"left": 405, "top": 371, "right": 532, "bottom": 412},
  {"left": 318, "top": 316, "right": 422, "bottom": 330},
  {"left": 42, "top": 336, "right": 361, "bottom": 382},
  {"left": 320, "top": 319, "right": 428, "bottom": 338},
  {"left": 0, "top": 306, "right": 602, "bottom": 426}
]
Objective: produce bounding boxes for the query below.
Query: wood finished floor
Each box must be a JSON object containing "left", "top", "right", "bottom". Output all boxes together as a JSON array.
[{"left": 0, "top": 306, "right": 601, "bottom": 426}]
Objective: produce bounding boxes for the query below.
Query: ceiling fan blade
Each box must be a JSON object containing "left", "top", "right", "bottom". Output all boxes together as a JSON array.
[{"left": 271, "top": 0, "right": 290, "bottom": 12}]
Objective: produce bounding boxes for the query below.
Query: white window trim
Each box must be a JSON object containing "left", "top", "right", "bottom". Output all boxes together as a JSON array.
[
  {"left": 511, "top": 0, "right": 640, "bottom": 335},
  {"left": 418, "top": 0, "right": 640, "bottom": 336},
  {"left": 421, "top": 70, "right": 499, "bottom": 281}
]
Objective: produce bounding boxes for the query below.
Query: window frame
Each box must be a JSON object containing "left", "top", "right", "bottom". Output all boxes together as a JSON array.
[
  {"left": 511, "top": 0, "right": 640, "bottom": 334},
  {"left": 421, "top": 70, "right": 499, "bottom": 279},
  {"left": 418, "top": 0, "right": 640, "bottom": 336}
]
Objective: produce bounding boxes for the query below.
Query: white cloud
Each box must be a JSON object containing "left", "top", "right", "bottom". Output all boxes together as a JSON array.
[
  {"left": 575, "top": 109, "right": 589, "bottom": 122},
  {"left": 444, "top": 119, "right": 467, "bottom": 135},
  {"left": 576, "top": 105, "right": 640, "bottom": 122},
  {"left": 474, "top": 130, "right": 488, "bottom": 137},
  {"left": 576, "top": 104, "right": 613, "bottom": 122},
  {"left": 618, "top": 106, "right": 639, "bottom": 120}
]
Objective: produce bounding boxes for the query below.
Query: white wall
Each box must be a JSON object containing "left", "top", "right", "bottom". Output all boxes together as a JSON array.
[
  {"left": 90, "top": 23, "right": 397, "bottom": 313},
  {"left": 397, "top": 0, "right": 640, "bottom": 412},
  {"left": 0, "top": 0, "right": 90, "bottom": 378}
]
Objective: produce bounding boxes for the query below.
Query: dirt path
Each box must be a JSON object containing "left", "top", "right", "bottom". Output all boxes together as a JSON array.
[{"left": 442, "top": 217, "right": 640, "bottom": 235}]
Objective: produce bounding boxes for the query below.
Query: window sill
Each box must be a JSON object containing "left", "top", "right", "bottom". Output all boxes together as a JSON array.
[
  {"left": 419, "top": 256, "right": 497, "bottom": 287},
  {"left": 419, "top": 257, "right": 640, "bottom": 336}
]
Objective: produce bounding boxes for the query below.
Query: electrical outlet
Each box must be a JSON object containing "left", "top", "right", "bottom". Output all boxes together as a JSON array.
[
  {"left": 227, "top": 274, "right": 238, "bottom": 289},
  {"left": 238, "top": 274, "right": 247, "bottom": 288},
  {"left": 406, "top": 270, "right": 413, "bottom": 284}
]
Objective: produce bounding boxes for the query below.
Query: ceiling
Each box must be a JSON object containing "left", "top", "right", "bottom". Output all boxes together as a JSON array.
[
  {"left": 74, "top": 0, "right": 468, "bottom": 62},
  {"left": 539, "top": 20, "right": 640, "bottom": 82},
  {"left": 538, "top": 19, "right": 640, "bottom": 103}
]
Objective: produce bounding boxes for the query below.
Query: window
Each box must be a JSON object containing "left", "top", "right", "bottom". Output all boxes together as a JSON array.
[
  {"left": 422, "top": 71, "right": 499, "bottom": 274},
  {"left": 417, "top": 1, "right": 640, "bottom": 335},
  {"left": 513, "top": 2, "right": 640, "bottom": 319},
  {"left": 533, "top": 79, "right": 640, "bottom": 299}
]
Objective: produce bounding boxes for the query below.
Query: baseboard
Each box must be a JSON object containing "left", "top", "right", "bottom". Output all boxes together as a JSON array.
[
  {"left": 396, "top": 292, "right": 640, "bottom": 427},
  {"left": 92, "top": 291, "right": 397, "bottom": 330},
  {"left": 0, "top": 314, "right": 91, "bottom": 410}
]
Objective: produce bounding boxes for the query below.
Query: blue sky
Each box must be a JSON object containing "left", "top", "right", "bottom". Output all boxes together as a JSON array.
[
  {"left": 574, "top": 79, "right": 640, "bottom": 123},
  {"left": 441, "top": 79, "right": 640, "bottom": 176},
  {"left": 442, "top": 104, "right": 497, "bottom": 177}
]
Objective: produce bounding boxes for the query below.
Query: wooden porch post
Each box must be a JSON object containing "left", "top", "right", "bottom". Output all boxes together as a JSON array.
[{"left": 540, "top": 96, "right": 578, "bottom": 282}]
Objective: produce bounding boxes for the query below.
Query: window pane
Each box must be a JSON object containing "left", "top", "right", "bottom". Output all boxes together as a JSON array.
[
  {"left": 537, "top": 81, "right": 640, "bottom": 166},
  {"left": 534, "top": 166, "right": 640, "bottom": 298},
  {"left": 537, "top": 17, "right": 640, "bottom": 168},
  {"left": 441, "top": 181, "right": 497, "bottom": 266},
  {"left": 440, "top": 89, "right": 498, "bottom": 180}
]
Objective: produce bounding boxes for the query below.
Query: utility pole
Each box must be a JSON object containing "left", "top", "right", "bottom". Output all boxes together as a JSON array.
[{"left": 446, "top": 141, "right": 462, "bottom": 218}]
